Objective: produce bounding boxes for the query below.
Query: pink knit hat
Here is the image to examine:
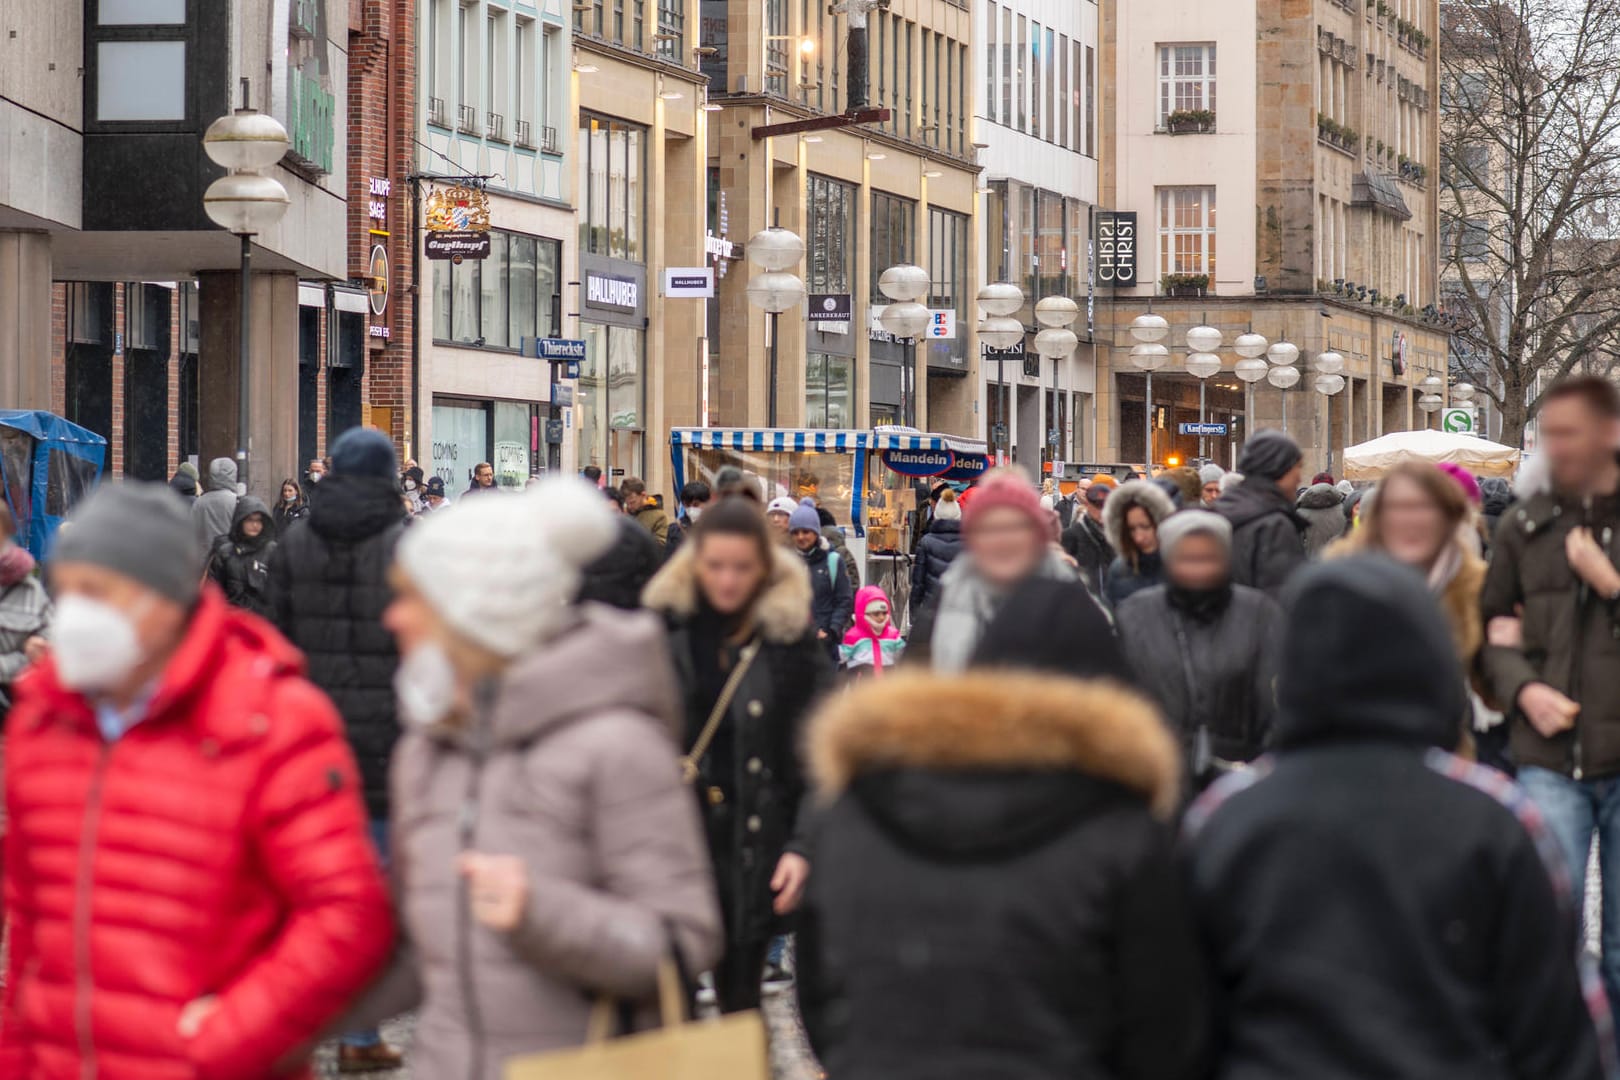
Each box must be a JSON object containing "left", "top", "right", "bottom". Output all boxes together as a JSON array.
[
  {"left": 1435, "top": 462, "right": 1482, "bottom": 506},
  {"left": 963, "top": 471, "right": 1047, "bottom": 536}
]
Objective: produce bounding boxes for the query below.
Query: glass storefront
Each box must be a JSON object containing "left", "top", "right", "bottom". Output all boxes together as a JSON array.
[
  {"left": 578, "top": 322, "right": 646, "bottom": 480},
  {"left": 432, "top": 397, "right": 541, "bottom": 494}
]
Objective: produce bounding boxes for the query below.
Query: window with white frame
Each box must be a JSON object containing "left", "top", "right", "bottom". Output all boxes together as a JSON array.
[
  {"left": 1157, "top": 43, "right": 1215, "bottom": 125},
  {"left": 1158, "top": 186, "right": 1216, "bottom": 277}
]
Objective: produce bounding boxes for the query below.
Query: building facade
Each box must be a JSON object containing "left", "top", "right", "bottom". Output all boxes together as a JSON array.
[
  {"left": 975, "top": 0, "right": 1101, "bottom": 471},
  {"left": 1100, "top": 0, "right": 1448, "bottom": 472},
  {"left": 703, "top": 0, "right": 982, "bottom": 463},
  {"left": 414, "top": 0, "right": 575, "bottom": 492}
]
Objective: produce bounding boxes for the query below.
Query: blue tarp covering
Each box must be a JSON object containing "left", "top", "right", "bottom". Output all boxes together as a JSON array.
[{"left": 0, "top": 410, "right": 107, "bottom": 558}]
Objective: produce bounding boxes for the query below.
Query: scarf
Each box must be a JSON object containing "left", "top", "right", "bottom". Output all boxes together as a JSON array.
[
  {"left": 1168, "top": 581, "right": 1234, "bottom": 625},
  {"left": 930, "top": 551, "right": 1076, "bottom": 673}
]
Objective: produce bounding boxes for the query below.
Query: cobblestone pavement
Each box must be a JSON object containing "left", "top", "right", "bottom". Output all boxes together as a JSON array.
[{"left": 313, "top": 985, "right": 823, "bottom": 1079}]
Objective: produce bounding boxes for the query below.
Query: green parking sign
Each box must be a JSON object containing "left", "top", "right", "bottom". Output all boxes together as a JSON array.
[{"left": 1442, "top": 408, "right": 1475, "bottom": 434}]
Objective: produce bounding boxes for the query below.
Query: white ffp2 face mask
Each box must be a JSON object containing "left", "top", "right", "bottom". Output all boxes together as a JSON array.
[
  {"left": 394, "top": 642, "right": 458, "bottom": 728},
  {"left": 53, "top": 594, "right": 145, "bottom": 695}
]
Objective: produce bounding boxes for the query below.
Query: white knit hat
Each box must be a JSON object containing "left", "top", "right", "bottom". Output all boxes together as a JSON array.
[
  {"left": 766, "top": 496, "right": 798, "bottom": 517},
  {"left": 395, "top": 476, "right": 617, "bottom": 656}
]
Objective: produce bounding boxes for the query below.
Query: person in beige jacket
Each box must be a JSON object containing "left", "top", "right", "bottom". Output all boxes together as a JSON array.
[{"left": 351, "top": 477, "right": 723, "bottom": 1080}]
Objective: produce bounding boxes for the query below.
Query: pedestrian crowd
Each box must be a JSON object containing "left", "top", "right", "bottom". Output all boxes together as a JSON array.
[{"left": 1, "top": 376, "right": 1620, "bottom": 1078}]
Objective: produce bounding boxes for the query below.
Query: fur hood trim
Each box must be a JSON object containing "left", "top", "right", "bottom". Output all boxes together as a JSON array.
[
  {"left": 1103, "top": 480, "right": 1176, "bottom": 553},
  {"left": 809, "top": 670, "right": 1181, "bottom": 819},
  {"left": 642, "top": 539, "right": 814, "bottom": 644}
]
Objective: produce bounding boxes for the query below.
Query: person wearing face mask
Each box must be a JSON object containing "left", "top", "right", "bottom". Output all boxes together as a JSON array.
[
  {"left": 273, "top": 477, "right": 309, "bottom": 535},
  {"left": 1102, "top": 480, "right": 1175, "bottom": 610},
  {"left": 665, "top": 480, "right": 712, "bottom": 559},
  {"left": 839, "top": 585, "right": 904, "bottom": 678},
  {"left": 1, "top": 483, "right": 394, "bottom": 1078},
  {"left": 643, "top": 497, "right": 834, "bottom": 1013},
  {"left": 400, "top": 465, "right": 426, "bottom": 515},
  {"left": 266, "top": 426, "right": 407, "bottom": 1070},
  {"left": 339, "top": 477, "right": 720, "bottom": 1079},
  {"left": 205, "top": 496, "right": 277, "bottom": 620},
  {"left": 1115, "top": 511, "right": 1284, "bottom": 789}
]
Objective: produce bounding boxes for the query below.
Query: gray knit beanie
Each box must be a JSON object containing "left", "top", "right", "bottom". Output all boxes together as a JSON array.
[
  {"left": 53, "top": 484, "right": 202, "bottom": 607},
  {"left": 1158, "top": 509, "right": 1233, "bottom": 562},
  {"left": 1199, "top": 463, "right": 1227, "bottom": 485}
]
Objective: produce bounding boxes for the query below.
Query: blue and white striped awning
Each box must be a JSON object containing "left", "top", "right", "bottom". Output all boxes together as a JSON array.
[
  {"left": 871, "top": 425, "right": 990, "bottom": 456},
  {"left": 671, "top": 429, "right": 870, "bottom": 454}
]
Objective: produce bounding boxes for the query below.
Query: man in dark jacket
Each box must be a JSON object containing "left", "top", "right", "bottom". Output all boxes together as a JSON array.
[
  {"left": 578, "top": 487, "right": 662, "bottom": 609},
  {"left": 1060, "top": 484, "right": 1113, "bottom": 600},
  {"left": 266, "top": 426, "right": 406, "bottom": 1071},
  {"left": 798, "top": 639, "right": 1207, "bottom": 1079},
  {"left": 1213, "top": 429, "right": 1305, "bottom": 595},
  {"left": 463, "top": 460, "right": 497, "bottom": 497},
  {"left": 910, "top": 489, "right": 963, "bottom": 618},
  {"left": 1479, "top": 475, "right": 1514, "bottom": 539},
  {"left": 1481, "top": 374, "right": 1620, "bottom": 1044},
  {"left": 1294, "top": 480, "right": 1346, "bottom": 556},
  {"left": 664, "top": 480, "right": 711, "bottom": 557},
  {"left": 791, "top": 497, "right": 853, "bottom": 660},
  {"left": 1187, "top": 555, "right": 1607, "bottom": 1080},
  {"left": 1116, "top": 511, "right": 1282, "bottom": 785}
]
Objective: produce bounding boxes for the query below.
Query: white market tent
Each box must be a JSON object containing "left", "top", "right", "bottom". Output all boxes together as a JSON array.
[{"left": 1342, "top": 428, "right": 1521, "bottom": 480}]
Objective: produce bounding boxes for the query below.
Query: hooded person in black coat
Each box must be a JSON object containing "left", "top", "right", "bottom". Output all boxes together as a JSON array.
[
  {"left": 267, "top": 427, "right": 407, "bottom": 823},
  {"left": 1185, "top": 555, "right": 1609, "bottom": 1080},
  {"left": 206, "top": 495, "right": 276, "bottom": 619},
  {"left": 1213, "top": 429, "right": 1307, "bottom": 596},
  {"left": 1061, "top": 484, "right": 1114, "bottom": 600},
  {"left": 909, "top": 488, "right": 963, "bottom": 618},
  {"left": 798, "top": 653, "right": 1207, "bottom": 1079}
]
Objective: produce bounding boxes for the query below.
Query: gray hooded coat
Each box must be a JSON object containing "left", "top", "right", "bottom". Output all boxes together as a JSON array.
[
  {"left": 1294, "top": 483, "right": 1346, "bottom": 557},
  {"left": 191, "top": 456, "right": 239, "bottom": 560},
  {"left": 349, "top": 605, "right": 723, "bottom": 1080}
]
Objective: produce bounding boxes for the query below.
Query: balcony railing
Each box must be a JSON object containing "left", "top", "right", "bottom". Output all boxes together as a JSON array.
[
  {"left": 457, "top": 103, "right": 478, "bottom": 134},
  {"left": 541, "top": 125, "right": 560, "bottom": 154},
  {"left": 428, "top": 96, "right": 446, "bottom": 127},
  {"left": 514, "top": 119, "right": 534, "bottom": 147},
  {"left": 486, "top": 111, "right": 506, "bottom": 141}
]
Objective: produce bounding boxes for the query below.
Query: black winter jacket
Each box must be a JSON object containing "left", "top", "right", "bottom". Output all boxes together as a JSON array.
[
  {"left": 1186, "top": 557, "right": 1607, "bottom": 1080},
  {"left": 909, "top": 518, "right": 962, "bottom": 617},
  {"left": 1104, "top": 551, "right": 1163, "bottom": 610},
  {"left": 799, "top": 670, "right": 1208, "bottom": 1080},
  {"left": 579, "top": 516, "right": 662, "bottom": 610},
  {"left": 1115, "top": 583, "right": 1283, "bottom": 768},
  {"left": 1213, "top": 476, "right": 1306, "bottom": 596},
  {"left": 645, "top": 545, "right": 834, "bottom": 947},
  {"left": 1061, "top": 513, "right": 1113, "bottom": 600},
  {"left": 802, "top": 538, "right": 854, "bottom": 654},
  {"left": 1294, "top": 482, "right": 1346, "bottom": 556},
  {"left": 267, "top": 473, "right": 405, "bottom": 818},
  {"left": 207, "top": 496, "right": 277, "bottom": 620}
]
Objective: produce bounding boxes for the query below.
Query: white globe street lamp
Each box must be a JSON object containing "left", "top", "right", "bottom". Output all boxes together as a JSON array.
[
  {"left": 1130, "top": 312, "right": 1169, "bottom": 343},
  {"left": 1130, "top": 340, "right": 1170, "bottom": 468},
  {"left": 878, "top": 300, "right": 931, "bottom": 339},
  {"left": 1185, "top": 352, "right": 1222, "bottom": 379},
  {"left": 1234, "top": 356, "right": 1269, "bottom": 383},
  {"left": 1186, "top": 324, "right": 1223, "bottom": 354},
  {"left": 202, "top": 106, "right": 291, "bottom": 496},
  {"left": 1315, "top": 373, "right": 1346, "bottom": 395},
  {"left": 1184, "top": 337, "right": 1225, "bottom": 460},
  {"left": 1452, "top": 381, "right": 1476, "bottom": 403},
  {"left": 1034, "top": 296, "right": 1080, "bottom": 328},
  {"left": 1312, "top": 356, "right": 1348, "bottom": 473},
  {"left": 1034, "top": 327, "right": 1078, "bottom": 358},
  {"left": 1312, "top": 350, "right": 1345, "bottom": 375},
  {"left": 1233, "top": 331, "right": 1270, "bottom": 358},
  {"left": 1264, "top": 339, "right": 1301, "bottom": 432},
  {"left": 746, "top": 226, "right": 805, "bottom": 426},
  {"left": 1268, "top": 364, "right": 1301, "bottom": 389},
  {"left": 977, "top": 283, "right": 1026, "bottom": 458},
  {"left": 878, "top": 263, "right": 930, "bottom": 302}
]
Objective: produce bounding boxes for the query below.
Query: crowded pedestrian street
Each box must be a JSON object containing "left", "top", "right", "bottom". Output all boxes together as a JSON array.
[{"left": 9, "top": 0, "right": 1620, "bottom": 1074}]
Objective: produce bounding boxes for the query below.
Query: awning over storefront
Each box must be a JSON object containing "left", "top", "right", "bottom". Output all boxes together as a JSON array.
[{"left": 671, "top": 428, "right": 869, "bottom": 453}]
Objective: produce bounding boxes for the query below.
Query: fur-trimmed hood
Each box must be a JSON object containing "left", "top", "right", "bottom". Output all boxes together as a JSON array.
[
  {"left": 1103, "top": 479, "right": 1176, "bottom": 554},
  {"left": 810, "top": 670, "right": 1180, "bottom": 824},
  {"left": 642, "top": 538, "right": 814, "bottom": 644}
]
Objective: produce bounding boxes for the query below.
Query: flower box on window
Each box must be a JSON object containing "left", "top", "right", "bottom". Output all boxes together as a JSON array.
[
  {"left": 1162, "top": 273, "right": 1210, "bottom": 297},
  {"left": 1166, "top": 109, "right": 1215, "bottom": 135}
]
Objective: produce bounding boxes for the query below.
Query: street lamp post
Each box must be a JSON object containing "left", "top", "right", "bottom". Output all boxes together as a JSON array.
[
  {"left": 745, "top": 226, "right": 806, "bottom": 427},
  {"left": 1128, "top": 312, "right": 1170, "bottom": 469},
  {"left": 1232, "top": 331, "right": 1270, "bottom": 446},
  {"left": 879, "top": 263, "right": 932, "bottom": 426},
  {"left": 1266, "top": 340, "right": 1301, "bottom": 433},
  {"left": 1034, "top": 297, "right": 1080, "bottom": 471},
  {"left": 201, "top": 98, "right": 290, "bottom": 495},
  {"left": 1311, "top": 350, "right": 1346, "bottom": 472},
  {"left": 1185, "top": 321, "right": 1223, "bottom": 462},
  {"left": 978, "top": 283, "right": 1025, "bottom": 461},
  {"left": 1417, "top": 373, "right": 1445, "bottom": 428}
]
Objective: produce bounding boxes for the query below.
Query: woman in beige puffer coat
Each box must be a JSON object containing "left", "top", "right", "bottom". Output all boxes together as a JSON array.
[{"left": 348, "top": 478, "right": 723, "bottom": 1080}]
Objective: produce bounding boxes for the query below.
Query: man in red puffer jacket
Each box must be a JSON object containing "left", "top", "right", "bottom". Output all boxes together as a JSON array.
[{"left": 0, "top": 484, "right": 395, "bottom": 1080}]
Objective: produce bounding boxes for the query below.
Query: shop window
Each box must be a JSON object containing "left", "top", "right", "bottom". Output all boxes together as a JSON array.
[
  {"left": 65, "top": 284, "right": 115, "bottom": 441},
  {"left": 432, "top": 399, "right": 491, "bottom": 493},
  {"left": 123, "top": 283, "right": 171, "bottom": 482},
  {"left": 298, "top": 302, "right": 321, "bottom": 471},
  {"left": 806, "top": 354, "right": 853, "bottom": 428},
  {"left": 328, "top": 309, "right": 366, "bottom": 441},
  {"left": 579, "top": 115, "right": 647, "bottom": 261},
  {"left": 492, "top": 401, "right": 532, "bottom": 488},
  {"left": 578, "top": 323, "right": 645, "bottom": 480},
  {"left": 433, "top": 230, "right": 562, "bottom": 348}
]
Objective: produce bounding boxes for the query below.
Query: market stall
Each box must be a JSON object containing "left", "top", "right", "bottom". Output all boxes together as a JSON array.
[
  {"left": 1342, "top": 429, "right": 1521, "bottom": 481},
  {"left": 669, "top": 426, "right": 990, "bottom": 619},
  {"left": 0, "top": 410, "right": 106, "bottom": 558}
]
